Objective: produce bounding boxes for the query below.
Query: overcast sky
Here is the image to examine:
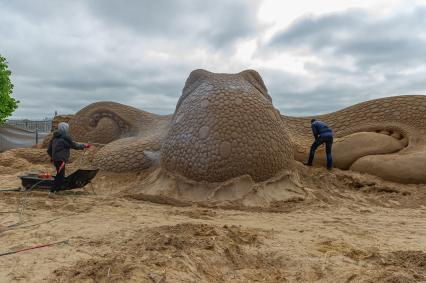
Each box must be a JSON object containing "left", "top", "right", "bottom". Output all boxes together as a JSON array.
[{"left": 1, "top": 0, "right": 426, "bottom": 119}]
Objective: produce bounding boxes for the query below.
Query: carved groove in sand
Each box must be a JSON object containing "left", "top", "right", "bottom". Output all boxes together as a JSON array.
[{"left": 69, "top": 70, "right": 426, "bottom": 184}]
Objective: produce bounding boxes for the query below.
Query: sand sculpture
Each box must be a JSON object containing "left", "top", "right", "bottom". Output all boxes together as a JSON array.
[{"left": 68, "top": 69, "right": 426, "bottom": 184}]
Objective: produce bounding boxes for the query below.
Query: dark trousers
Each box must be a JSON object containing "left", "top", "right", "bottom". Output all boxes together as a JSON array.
[
  {"left": 308, "top": 135, "right": 333, "bottom": 169},
  {"left": 52, "top": 160, "right": 65, "bottom": 192}
]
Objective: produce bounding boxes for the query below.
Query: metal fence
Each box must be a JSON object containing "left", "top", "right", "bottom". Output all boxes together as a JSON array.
[
  {"left": 0, "top": 124, "right": 49, "bottom": 152},
  {"left": 5, "top": 119, "right": 52, "bottom": 133},
  {"left": 1, "top": 119, "right": 52, "bottom": 152}
]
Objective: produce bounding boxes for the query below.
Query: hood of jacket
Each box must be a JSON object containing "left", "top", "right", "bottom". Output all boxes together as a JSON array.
[{"left": 53, "top": 131, "right": 62, "bottom": 138}]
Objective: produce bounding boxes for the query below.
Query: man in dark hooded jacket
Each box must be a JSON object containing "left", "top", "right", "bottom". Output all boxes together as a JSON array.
[
  {"left": 304, "top": 119, "right": 333, "bottom": 170},
  {"left": 47, "top": 122, "right": 90, "bottom": 193}
]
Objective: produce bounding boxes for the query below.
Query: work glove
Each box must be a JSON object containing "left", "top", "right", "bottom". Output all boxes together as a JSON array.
[{"left": 84, "top": 144, "right": 92, "bottom": 149}]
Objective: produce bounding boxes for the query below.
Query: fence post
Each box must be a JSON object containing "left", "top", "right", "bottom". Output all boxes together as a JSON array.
[{"left": 35, "top": 128, "right": 39, "bottom": 145}]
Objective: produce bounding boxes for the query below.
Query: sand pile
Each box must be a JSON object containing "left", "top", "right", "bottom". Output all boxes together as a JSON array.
[
  {"left": 0, "top": 150, "right": 45, "bottom": 175},
  {"left": 50, "top": 222, "right": 426, "bottom": 283},
  {"left": 124, "top": 166, "right": 306, "bottom": 210},
  {"left": 51, "top": 223, "right": 287, "bottom": 282},
  {"left": 0, "top": 151, "right": 31, "bottom": 170},
  {"left": 2, "top": 146, "right": 425, "bottom": 212},
  {"left": 8, "top": 148, "right": 51, "bottom": 164},
  {"left": 1, "top": 152, "right": 426, "bottom": 282},
  {"left": 122, "top": 161, "right": 426, "bottom": 211}
]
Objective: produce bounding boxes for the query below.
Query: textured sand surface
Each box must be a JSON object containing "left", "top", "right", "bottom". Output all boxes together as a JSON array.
[
  {"left": 1, "top": 150, "right": 426, "bottom": 282},
  {"left": 66, "top": 69, "right": 426, "bottom": 184}
]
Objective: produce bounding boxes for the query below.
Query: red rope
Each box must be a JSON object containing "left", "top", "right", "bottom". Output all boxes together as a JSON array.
[{"left": 0, "top": 240, "right": 69, "bottom": 257}]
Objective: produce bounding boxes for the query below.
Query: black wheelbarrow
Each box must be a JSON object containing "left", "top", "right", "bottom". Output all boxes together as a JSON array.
[{"left": 19, "top": 169, "right": 99, "bottom": 191}]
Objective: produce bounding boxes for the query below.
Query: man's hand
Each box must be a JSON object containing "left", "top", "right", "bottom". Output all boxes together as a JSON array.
[{"left": 84, "top": 144, "right": 92, "bottom": 149}]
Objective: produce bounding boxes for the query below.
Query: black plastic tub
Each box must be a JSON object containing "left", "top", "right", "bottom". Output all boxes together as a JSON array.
[
  {"left": 20, "top": 174, "right": 54, "bottom": 190},
  {"left": 19, "top": 169, "right": 98, "bottom": 191}
]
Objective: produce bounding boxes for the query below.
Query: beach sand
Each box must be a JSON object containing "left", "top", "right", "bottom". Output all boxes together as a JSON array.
[{"left": 0, "top": 151, "right": 426, "bottom": 282}]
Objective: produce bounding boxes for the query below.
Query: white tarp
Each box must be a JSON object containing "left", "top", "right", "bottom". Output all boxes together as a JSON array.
[{"left": 0, "top": 124, "right": 49, "bottom": 152}]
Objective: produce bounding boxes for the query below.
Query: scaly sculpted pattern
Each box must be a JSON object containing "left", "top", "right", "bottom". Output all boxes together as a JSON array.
[
  {"left": 161, "top": 69, "right": 293, "bottom": 182},
  {"left": 68, "top": 70, "right": 426, "bottom": 184}
]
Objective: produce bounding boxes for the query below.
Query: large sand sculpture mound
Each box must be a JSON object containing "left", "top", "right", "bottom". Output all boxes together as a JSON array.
[
  {"left": 69, "top": 69, "right": 426, "bottom": 183},
  {"left": 8, "top": 69, "right": 426, "bottom": 208}
]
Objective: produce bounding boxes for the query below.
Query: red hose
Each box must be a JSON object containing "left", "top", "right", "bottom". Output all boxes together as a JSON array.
[
  {"left": 58, "top": 161, "right": 65, "bottom": 173},
  {"left": 0, "top": 240, "right": 69, "bottom": 257}
]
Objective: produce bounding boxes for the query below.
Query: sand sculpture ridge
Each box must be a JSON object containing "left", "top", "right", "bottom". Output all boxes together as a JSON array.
[{"left": 68, "top": 69, "right": 426, "bottom": 184}]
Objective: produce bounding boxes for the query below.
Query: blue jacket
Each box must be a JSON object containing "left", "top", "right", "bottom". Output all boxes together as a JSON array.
[{"left": 311, "top": 120, "right": 333, "bottom": 138}]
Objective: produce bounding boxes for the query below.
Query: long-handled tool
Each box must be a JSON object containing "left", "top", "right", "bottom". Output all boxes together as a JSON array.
[{"left": 0, "top": 188, "right": 22, "bottom": 192}]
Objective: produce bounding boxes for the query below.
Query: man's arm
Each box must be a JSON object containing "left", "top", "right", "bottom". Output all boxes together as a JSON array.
[
  {"left": 311, "top": 124, "right": 319, "bottom": 139},
  {"left": 70, "top": 140, "right": 85, "bottom": 150},
  {"left": 64, "top": 136, "right": 85, "bottom": 150}
]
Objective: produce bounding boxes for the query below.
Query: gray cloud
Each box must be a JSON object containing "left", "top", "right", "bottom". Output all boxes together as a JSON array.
[
  {"left": 0, "top": 0, "right": 261, "bottom": 119},
  {"left": 261, "top": 69, "right": 371, "bottom": 116},
  {"left": 266, "top": 8, "right": 426, "bottom": 68},
  {"left": 86, "top": 0, "right": 261, "bottom": 50},
  {"left": 1, "top": 1, "right": 426, "bottom": 120},
  {"left": 261, "top": 7, "right": 426, "bottom": 115}
]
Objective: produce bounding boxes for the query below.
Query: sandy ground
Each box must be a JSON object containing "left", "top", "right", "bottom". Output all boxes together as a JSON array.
[{"left": 1, "top": 153, "right": 426, "bottom": 282}]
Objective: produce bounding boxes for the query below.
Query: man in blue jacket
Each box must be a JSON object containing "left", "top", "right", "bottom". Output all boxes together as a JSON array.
[{"left": 304, "top": 119, "right": 333, "bottom": 170}]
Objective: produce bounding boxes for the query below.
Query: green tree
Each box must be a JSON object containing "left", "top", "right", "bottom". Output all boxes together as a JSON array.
[{"left": 0, "top": 55, "right": 18, "bottom": 124}]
